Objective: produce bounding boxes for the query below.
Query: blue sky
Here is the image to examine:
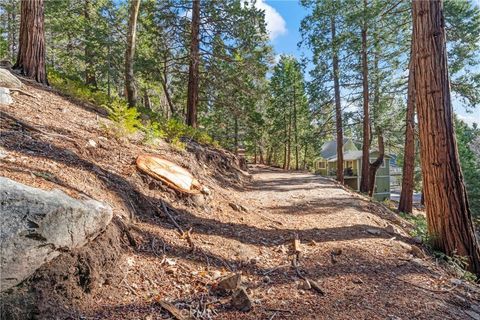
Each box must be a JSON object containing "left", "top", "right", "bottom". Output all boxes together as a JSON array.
[{"left": 257, "top": 0, "right": 480, "bottom": 126}]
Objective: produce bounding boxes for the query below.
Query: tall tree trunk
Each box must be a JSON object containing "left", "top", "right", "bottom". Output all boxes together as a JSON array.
[
  {"left": 13, "top": 0, "right": 48, "bottom": 85},
  {"left": 331, "top": 15, "right": 344, "bottom": 184},
  {"left": 161, "top": 55, "right": 176, "bottom": 116},
  {"left": 283, "top": 111, "right": 288, "bottom": 170},
  {"left": 287, "top": 112, "right": 292, "bottom": 170},
  {"left": 186, "top": 0, "right": 200, "bottom": 127},
  {"left": 234, "top": 116, "right": 239, "bottom": 155},
  {"left": 398, "top": 50, "right": 416, "bottom": 214},
  {"left": 359, "top": 0, "right": 370, "bottom": 193},
  {"left": 8, "top": 1, "right": 17, "bottom": 62},
  {"left": 303, "top": 143, "right": 308, "bottom": 170},
  {"left": 267, "top": 147, "right": 273, "bottom": 166},
  {"left": 367, "top": 31, "right": 383, "bottom": 197},
  {"left": 143, "top": 89, "right": 151, "bottom": 110},
  {"left": 413, "top": 0, "right": 480, "bottom": 275},
  {"left": 125, "top": 0, "right": 141, "bottom": 107},
  {"left": 84, "top": 0, "right": 97, "bottom": 87},
  {"left": 293, "top": 73, "right": 299, "bottom": 170},
  {"left": 367, "top": 132, "right": 384, "bottom": 197}
]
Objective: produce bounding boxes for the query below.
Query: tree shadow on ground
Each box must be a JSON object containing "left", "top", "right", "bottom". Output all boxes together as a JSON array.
[{"left": 1, "top": 112, "right": 447, "bottom": 319}]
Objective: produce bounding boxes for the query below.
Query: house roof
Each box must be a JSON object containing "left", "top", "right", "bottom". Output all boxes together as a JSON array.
[
  {"left": 318, "top": 139, "right": 392, "bottom": 162},
  {"left": 320, "top": 139, "right": 352, "bottom": 160},
  {"left": 327, "top": 150, "right": 363, "bottom": 162}
]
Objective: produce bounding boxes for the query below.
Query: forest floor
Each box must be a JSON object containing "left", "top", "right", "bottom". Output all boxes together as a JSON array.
[{"left": 1, "top": 80, "right": 480, "bottom": 319}]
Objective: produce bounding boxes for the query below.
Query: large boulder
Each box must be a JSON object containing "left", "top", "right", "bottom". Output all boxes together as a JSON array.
[
  {"left": 0, "top": 68, "right": 23, "bottom": 89},
  {"left": 0, "top": 177, "right": 113, "bottom": 292},
  {"left": 0, "top": 87, "right": 13, "bottom": 105}
]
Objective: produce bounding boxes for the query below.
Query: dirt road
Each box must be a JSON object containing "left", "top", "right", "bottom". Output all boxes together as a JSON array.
[
  {"left": 218, "top": 165, "right": 478, "bottom": 319},
  {"left": 3, "top": 82, "right": 479, "bottom": 320}
]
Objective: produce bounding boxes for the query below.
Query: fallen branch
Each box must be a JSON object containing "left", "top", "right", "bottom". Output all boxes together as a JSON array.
[
  {"left": 292, "top": 251, "right": 325, "bottom": 296},
  {"left": 263, "top": 264, "right": 290, "bottom": 275},
  {"left": 158, "top": 300, "right": 192, "bottom": 320},
  {"left": 9, "top": 88, "right": 38, "bottom": 98},
  {"left": 396, "top": 277, "right": 458, "bottom": 294},
  {"left": 145, "top": 198, "right": 195, "bottom": 250}
]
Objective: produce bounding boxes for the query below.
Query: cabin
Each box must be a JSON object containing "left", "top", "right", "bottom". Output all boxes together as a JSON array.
[{"left": 314, "top": 139, "right": 391, "bottom": 201}]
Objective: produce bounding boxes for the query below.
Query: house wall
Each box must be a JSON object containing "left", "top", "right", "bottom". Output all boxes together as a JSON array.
[
  {"left": 374, "top": 176, "right": 390, "bottom": 201},
  {"left": 370, "top": 152, "right": 390, "bottom": 176}
]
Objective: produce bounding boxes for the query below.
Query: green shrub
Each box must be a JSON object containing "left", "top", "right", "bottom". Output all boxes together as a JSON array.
[
  {"left": 49, "top": 70, "right": 110, "bottom": 106},
  {"left": 142, "top": 120, "right": 166, "bottom": 145},
  {"left": 433, "top": 250, "right": 477, "bottom": 282},
  {"left": 49, "top": 69, "right": 219, "bottom": 147},
  {"left": 103, "top": 100, "right": 142, "bottom": 137},
  {"left": 399, "top": 212, "right": 429, "bottom": 242}
]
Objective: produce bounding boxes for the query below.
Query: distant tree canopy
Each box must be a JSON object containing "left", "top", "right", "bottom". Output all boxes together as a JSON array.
[{"left": 0, "top": 0, "right": 478, "bottom": 179}]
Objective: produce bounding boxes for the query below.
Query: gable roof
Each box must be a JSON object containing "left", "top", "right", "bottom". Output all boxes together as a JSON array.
[
  {"left": 320, "top": 138, "right": 355, "bottom": 160},
  {"left": 319, "top": 139, "right": 392, "bottom": 162}
]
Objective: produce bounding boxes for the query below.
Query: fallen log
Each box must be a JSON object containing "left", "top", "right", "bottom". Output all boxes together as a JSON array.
[{"left": 136, "top": 154, "right": 202, "bottom": 194}]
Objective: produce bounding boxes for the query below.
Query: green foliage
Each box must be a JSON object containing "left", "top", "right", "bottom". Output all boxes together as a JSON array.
[
  {"left": 399, "top": 212, "right": 428, "bottom": 242},
  {"left": 433, "top": 251, "right": 477, "bottom": 282},
  {"left": 48, "top": 70, "right": 110, "bottom": 106},
  {"left": 399, "top": 211, "right": 477, "bottom": 281},
  {"left": 455, "top": 117, "right": 480, "bottom": 217},
  {"left": 164, "top": 118, "right": 218, "bottom": 149},
  {"left": 103, "top": 100, "right": 142, "bottom": 137}
]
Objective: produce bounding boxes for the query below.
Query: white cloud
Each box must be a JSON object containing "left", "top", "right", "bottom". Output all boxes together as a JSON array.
[
  {"left": 457, "top": 113, "right": 480, "bottom": 127},
  {"left": 254, "top": 0, "right": 287, "bottom": 40}
]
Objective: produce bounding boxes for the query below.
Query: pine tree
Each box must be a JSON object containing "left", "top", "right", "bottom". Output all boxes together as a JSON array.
[
  {"left": 413, "top": 0, "right": 480, "bottom": 275},
  {"left": 13, "top": 0, "right": 48, "bottom": 85},
  {"left": 125, "top": 0, "right": 141, "bottom": 107}
]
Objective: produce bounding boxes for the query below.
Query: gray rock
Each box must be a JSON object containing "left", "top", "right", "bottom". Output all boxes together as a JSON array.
[
  {"left": 217, "top": 273, "right": 242, "bottom": 291},
  {"left": 229, "top": 202, "right": 241, "bottom": 211},
  {"left": 0, "top": 68, "right": 23, "bottom": 89},
  {"left": 231, "top": 287, "right": 252, "bottom": 312},
  {"left": 465, "top": 310, "right": 480, "bottom": 320},
  {"left": 191, "top": 194, "right": 206, "bottom": 206},
  {"left": 366, "top": 228, "right": 381, "bottom": 235},
  {"left": 385, "top": 225, "right": 395, "bottom": 234},
  {"left": 0, "top": 87, "right": 13, "bottom": 105},
  {"left": 0, "top": 177, "right": 113, "bottom": 291}
]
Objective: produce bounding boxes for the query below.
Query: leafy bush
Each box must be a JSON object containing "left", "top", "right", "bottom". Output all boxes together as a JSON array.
[
  {"left": 49, "top": 70, "right": 110, "bottom": 106},
  {"left": 49, "top": 69, "right": 219, "bottom": 146},
  {"left": 142, "top": 120, "right": 166, "bottom": 145},
  {"left": 103, "top": 100, "right": 142, "bottom": 137},
  {"left": 399, "top": 212, "right": 428, "bottom": 242},
  {"left": 433, "top": 251, "right": 477, "bottom": 282}
]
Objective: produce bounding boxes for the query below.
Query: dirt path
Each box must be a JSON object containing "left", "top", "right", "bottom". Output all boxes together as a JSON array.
[
  {"left": 2, "top": 84, "right": 479, "bottom": 319},
  {"left": 217, "top": 165, "right": 479, "bottom": 320}
]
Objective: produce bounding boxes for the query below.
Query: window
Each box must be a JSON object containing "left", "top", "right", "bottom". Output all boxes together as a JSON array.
[
  {"left": 345, "top": 160, "right": 354, "bottom": 168},
  {"left": 319, "top": 161, "right": 326, "bottom": 169},
  {"left": 381, "top": 159, "right": 386, "bottom": 168}
]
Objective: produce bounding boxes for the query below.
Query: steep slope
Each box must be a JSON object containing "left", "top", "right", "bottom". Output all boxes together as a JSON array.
[{"left": 1, "top": 80, "right": 480, "bottom": 319}]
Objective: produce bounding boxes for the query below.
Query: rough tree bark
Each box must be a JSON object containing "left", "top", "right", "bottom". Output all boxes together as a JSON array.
[
  {"left": 161, "top": 54, "right": 176, "bottom": 116},
  {"left": 186, "top": 0, "right": 201, "bottom": 127},
  {"left": 13, "top": 0, "right": 48, "bottom": 85},
  {"left": 413, "top": 0, "right": 480, "bottom": 274},
  {"left": 143, "top": 89, "right": 151, "bottom": 110},
  {"left": 331, "top": 15, "right": 344, "bottom": 184},
  {"left": 359, "top": 0, "right": 370, "bottom": 193},
  {"left": 367, "top": 132, "right": 384, "bottom": 197},
  {"left": 398, "top": 51, "right": 416, "bottom": 214},
  {"left": 293, "top": 72, "right": 299, "bottom": 170},
  {"left": 125, "top": 0, "right": 141, "bottom": 107},
  {"left": 84, "top": 0, "right": 97, "bottom": 87},
  {"left": 287, "top": 112, "right": 292, "bottom": 170}
]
